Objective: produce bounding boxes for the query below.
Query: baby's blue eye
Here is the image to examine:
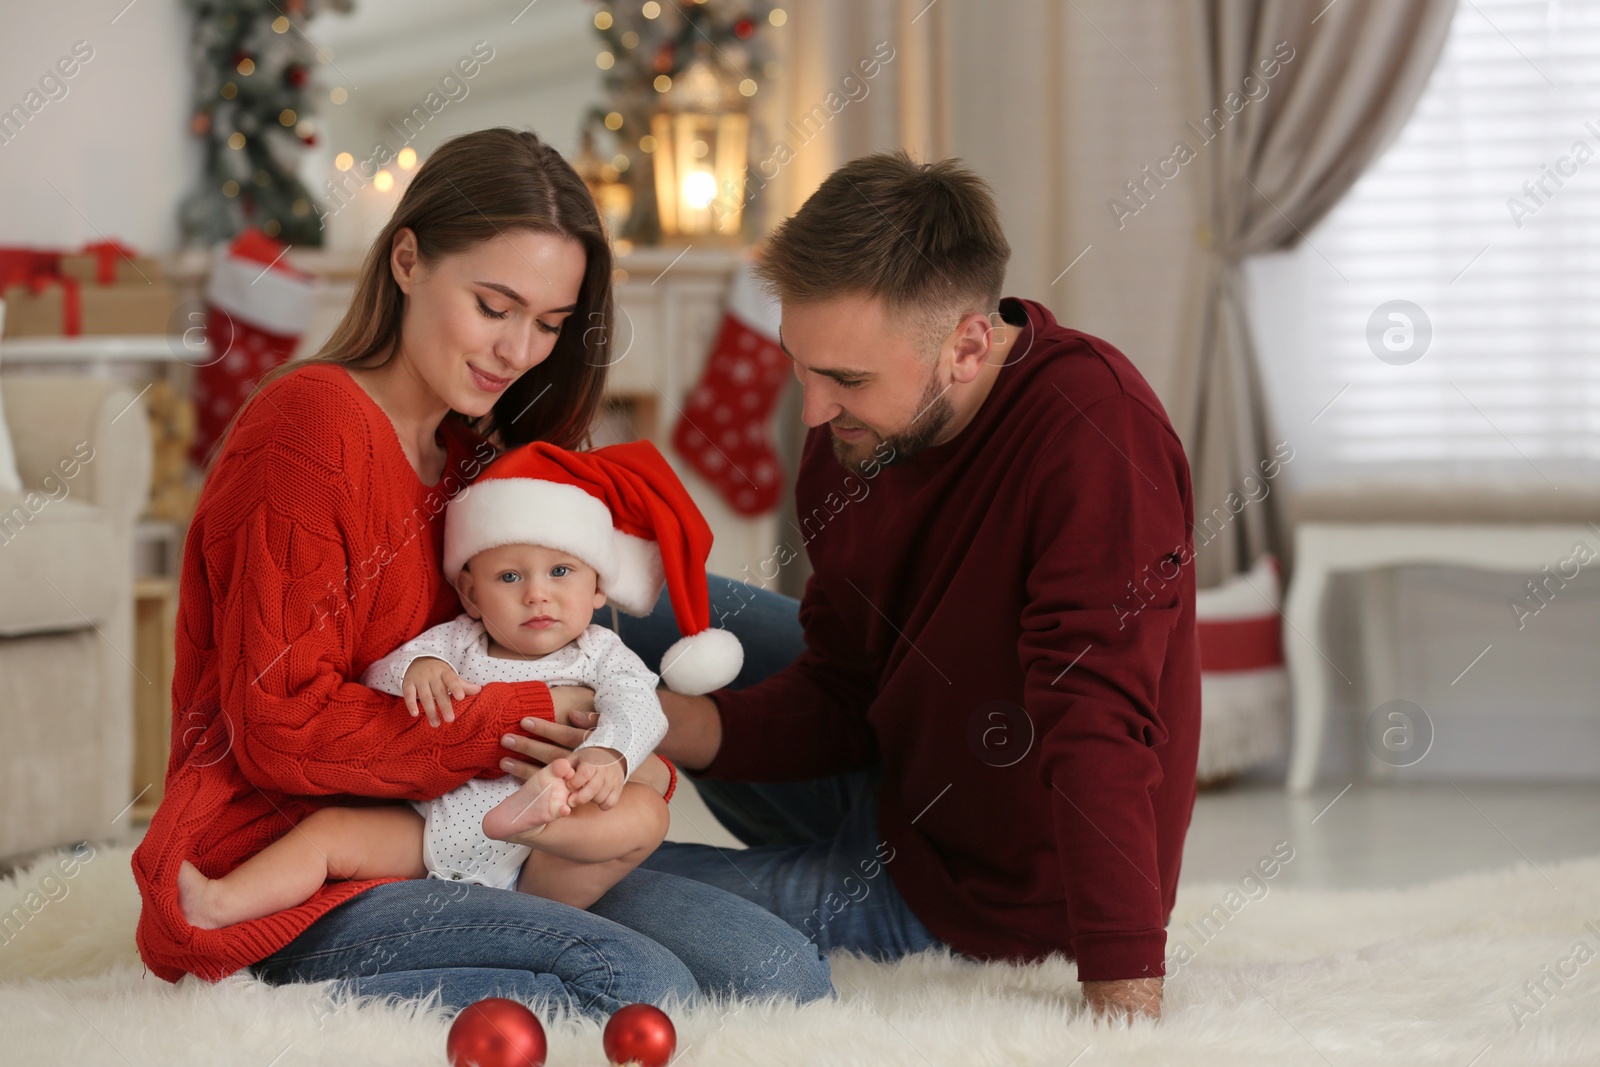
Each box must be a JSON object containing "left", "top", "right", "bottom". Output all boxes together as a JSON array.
[
  {"left": 550, "top": 565, "right": 571, "bottom": 578},
  {"left": 497, "top": 571, "right": 520, "bottom": 583}
]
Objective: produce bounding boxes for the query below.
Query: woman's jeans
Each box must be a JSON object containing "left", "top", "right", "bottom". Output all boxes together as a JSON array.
[
  {"left": 248, "top": 577, "right": 840, "bottom": 1020},
  {"left": 610, "top": 578, "right": 944, "bottom": 962}
]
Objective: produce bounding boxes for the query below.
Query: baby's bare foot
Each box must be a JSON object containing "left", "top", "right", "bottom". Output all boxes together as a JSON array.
[
  {"left": 484, "top": 761, "right": 574, "bottom": 843},
  {"left": 177, "top": 860, "right": 224, "bottom": 930}
]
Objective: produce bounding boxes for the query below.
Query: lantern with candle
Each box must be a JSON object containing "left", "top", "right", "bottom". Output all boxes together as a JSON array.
[
  {"left": 576, "top": 123, "right": 636, "bottom": 238},
  {"left": 650, "top": 45, "right": 748, "bottom": 240},
  {"left": 587, "top": 1, "right": 782, "bottom": 245}
]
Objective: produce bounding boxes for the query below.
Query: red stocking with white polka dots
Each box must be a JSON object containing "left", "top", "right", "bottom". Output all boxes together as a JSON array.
[
  {"left": 191, "top": 229, "right": 315, "bottom": 465},
  {"left": 192, "top": 310, "right": 302, "bottom": 466},
  {"left": 670, "top": 262, "right": 788, "bottom": 516}
]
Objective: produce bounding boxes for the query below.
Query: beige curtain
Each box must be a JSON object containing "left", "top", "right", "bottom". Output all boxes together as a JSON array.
[
  {"left": 754, "top": 3, "right": 1214, "bottom": 603},
  {"left": 754, "top": 1, "right": 951, "bottom": 230},
  {"left": 752, "top": 0, "right": 953, "bottom": 598},
  {"left": 1177, "top": 0, "right": 1456, "bottom": 585}
]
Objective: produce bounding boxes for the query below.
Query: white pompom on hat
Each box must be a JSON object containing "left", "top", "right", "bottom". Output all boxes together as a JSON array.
[{"left": 444, "top": 439, "right": 743, "bottom": 695}]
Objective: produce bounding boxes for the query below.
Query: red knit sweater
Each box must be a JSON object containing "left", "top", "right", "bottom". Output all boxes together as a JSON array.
[
  {"left": 133, "top": 363, "right": 563, "bottom": 983},
  {"left": 701, "top": 298, "right": 1201, "bottom": 982}
]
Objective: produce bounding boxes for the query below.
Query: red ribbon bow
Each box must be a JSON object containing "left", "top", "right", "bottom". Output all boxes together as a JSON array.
[
  {"left": 0, "top": 248, "right": 79, "bottom": 335},
  {"left": 79, "top": 239, "right": 140, "bottom": 285}
]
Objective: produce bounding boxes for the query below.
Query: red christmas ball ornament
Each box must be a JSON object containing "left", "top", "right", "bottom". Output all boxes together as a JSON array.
[
  {"left": 602, "top": 1004, "right": 676, "bottom": 1067},
  {"left": 446, "top": 998, "right": 547, "bottom": 1067},
  {"left": 190, "top": 112, "right": 211, "bottom": 135},
  {"left": 733, "top": 18, "right": 754, "bottom": 38},
  {"left": 286, "top": 65, "right": 308, "bottom": 88}
]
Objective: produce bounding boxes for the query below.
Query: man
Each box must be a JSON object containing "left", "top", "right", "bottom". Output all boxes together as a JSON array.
[{"left": 593, "top": 151, "right": 1197, "bottom": 1018}]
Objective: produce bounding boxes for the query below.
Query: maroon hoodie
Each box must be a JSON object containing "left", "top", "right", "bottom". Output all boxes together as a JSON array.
[{"left": 701, "top": 297, "right": 1201, "bottom": 981}]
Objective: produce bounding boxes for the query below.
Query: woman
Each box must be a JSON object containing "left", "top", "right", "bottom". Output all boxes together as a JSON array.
[{"left": 131, "top": 127, "right": 833, "bottom": 1018}]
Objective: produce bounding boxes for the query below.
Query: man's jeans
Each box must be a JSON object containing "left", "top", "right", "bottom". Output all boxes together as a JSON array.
[{"left": 604, "top": 577, "right": 945, "bottom": 960}]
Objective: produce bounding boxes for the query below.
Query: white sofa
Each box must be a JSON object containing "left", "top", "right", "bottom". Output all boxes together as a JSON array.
[{"left": 0, "top": 375, "right": 151, "bottom": 862}]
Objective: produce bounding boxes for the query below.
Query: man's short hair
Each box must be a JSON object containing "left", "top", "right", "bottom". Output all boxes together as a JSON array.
[{"left": 755, "top": 151, "right": 1012, "bottom": 352}]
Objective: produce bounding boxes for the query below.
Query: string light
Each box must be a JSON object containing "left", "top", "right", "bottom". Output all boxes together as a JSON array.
[
  {"left": 639, "top": 135, "right": 657, "bottom": 153},
  {"left": 594, "top": 10, "right": 612, "bottom": 29},
  {"left": 604, "top": 111, "right": 624, "bottom": 130},
  {"left": 642, "top": 1, "right": 660, "bottom": 17},
  {"left": 236, "top": 57, "right": 255, "bottom": 76},
  {"left": 334, "top": 151, "right": 353, "bottom": 171},
  {"left": 374, "top": 169, "right": 395, "bottom": 192},
  {"left": 220, "top": 81, "right": 237, "bottom": 99},
  {"left": 330, "top": 86, "right": 347, "bottom": 104},
  {"left": 397, "top": 146, "right": 418, "bottom": 170},
  {"left": 221, "top": 180, "right": 240, "bottom": 197},
  {"left": 227, "top": 131, "right": 246, "bottom": 149},
  {"left": 653, "top": 74, "right": 671, "bottom": 92},
  {"left": 769, "top": 8, "right": 787, "bottom": 25},
  {"left": 279, "top": 108, "right": 297, "bottom": 126},
  {"left": 271, "top": 15, "right": 289, "bottom": 32},
  {"left": 597, "top": 51, "right": 615, "bottom": 70},
  {"left": 739, "top": 79, "right": 757, "bottom": 96}
]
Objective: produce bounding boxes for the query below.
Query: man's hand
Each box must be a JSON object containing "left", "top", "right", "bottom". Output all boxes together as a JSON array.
[
  {"left": 498, "top": 687, "right": 594, "bottom": 777},
  {"left": 1082, "top": 977, "right": 1162, "bottom": 1021},
  {"left": 402, "top": 656, "right": 481, "bottom": 726},
  {"left": 566, "top": 746, "right": 628, "bottom": 810}
]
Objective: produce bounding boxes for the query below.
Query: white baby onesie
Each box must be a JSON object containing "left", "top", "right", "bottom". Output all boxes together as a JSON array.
[{"left": 361, "top": 617, "right": 667, "bottom": 890}]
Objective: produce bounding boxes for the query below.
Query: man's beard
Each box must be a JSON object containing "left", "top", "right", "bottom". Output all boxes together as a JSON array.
[{"left": 829, "top": 367, "right": 955, "bottom": 474}]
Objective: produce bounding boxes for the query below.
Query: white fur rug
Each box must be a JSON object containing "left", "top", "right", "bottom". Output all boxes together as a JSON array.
[{"left": 2, "top": 844, "right": 1597, "bottom": 1066}]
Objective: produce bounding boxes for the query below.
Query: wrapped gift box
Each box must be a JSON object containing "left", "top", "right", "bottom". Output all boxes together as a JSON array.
[
  {"left": 1, "top": 278, "right": 180, "bottom": 337},
  {"left": 1, "top": 240, "right": 178, "bottom": 338},
  {"left": 60, "top": 249, "right": 165, "bottom": 286}
]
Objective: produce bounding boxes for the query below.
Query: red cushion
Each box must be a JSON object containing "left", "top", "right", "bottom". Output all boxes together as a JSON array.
[{"left": 1197, "top": 614, "right": 1284, "bottom": 672}]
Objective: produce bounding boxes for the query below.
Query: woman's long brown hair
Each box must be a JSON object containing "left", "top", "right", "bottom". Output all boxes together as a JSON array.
[{"left": 203, "top": 126, "right": 614, "bottom": 474}]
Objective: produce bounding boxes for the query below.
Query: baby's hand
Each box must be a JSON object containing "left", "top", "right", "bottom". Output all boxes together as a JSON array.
[
  {"left": 402, "top": 656, "right": 481, "bottom": 727},
  {"left": 566, "top": 747, "right": 629, "bottom": 810}
]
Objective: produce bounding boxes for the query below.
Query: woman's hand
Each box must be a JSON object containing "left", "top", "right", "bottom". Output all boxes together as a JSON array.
[{"left": 499, "top": 686, "right": 594, "bottom": 780}]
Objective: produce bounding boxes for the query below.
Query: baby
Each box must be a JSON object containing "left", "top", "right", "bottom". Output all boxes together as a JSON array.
[{"left": 178, "top": 439, "right": 743, "bottom": 928}]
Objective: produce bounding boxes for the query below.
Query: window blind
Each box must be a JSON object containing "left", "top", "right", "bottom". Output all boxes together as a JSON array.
[{"left": 1255, "top": 0, "right": 1600, "bottom": 490}]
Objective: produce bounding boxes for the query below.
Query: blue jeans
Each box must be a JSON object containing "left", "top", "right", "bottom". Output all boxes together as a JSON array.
[
  {"left": 606, "top": 577, "right": 944, "bottom": 961},
  {"left": 250, "top": 866, "right": 830, "bottom": 1019},
  {"left": 249, "top": 581, "right": 837, "bottom": 1019}
]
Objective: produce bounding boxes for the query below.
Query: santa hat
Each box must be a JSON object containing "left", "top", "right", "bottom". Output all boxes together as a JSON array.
[{"left": 444, "top": 440, "right": 744, "bottom": 695}]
